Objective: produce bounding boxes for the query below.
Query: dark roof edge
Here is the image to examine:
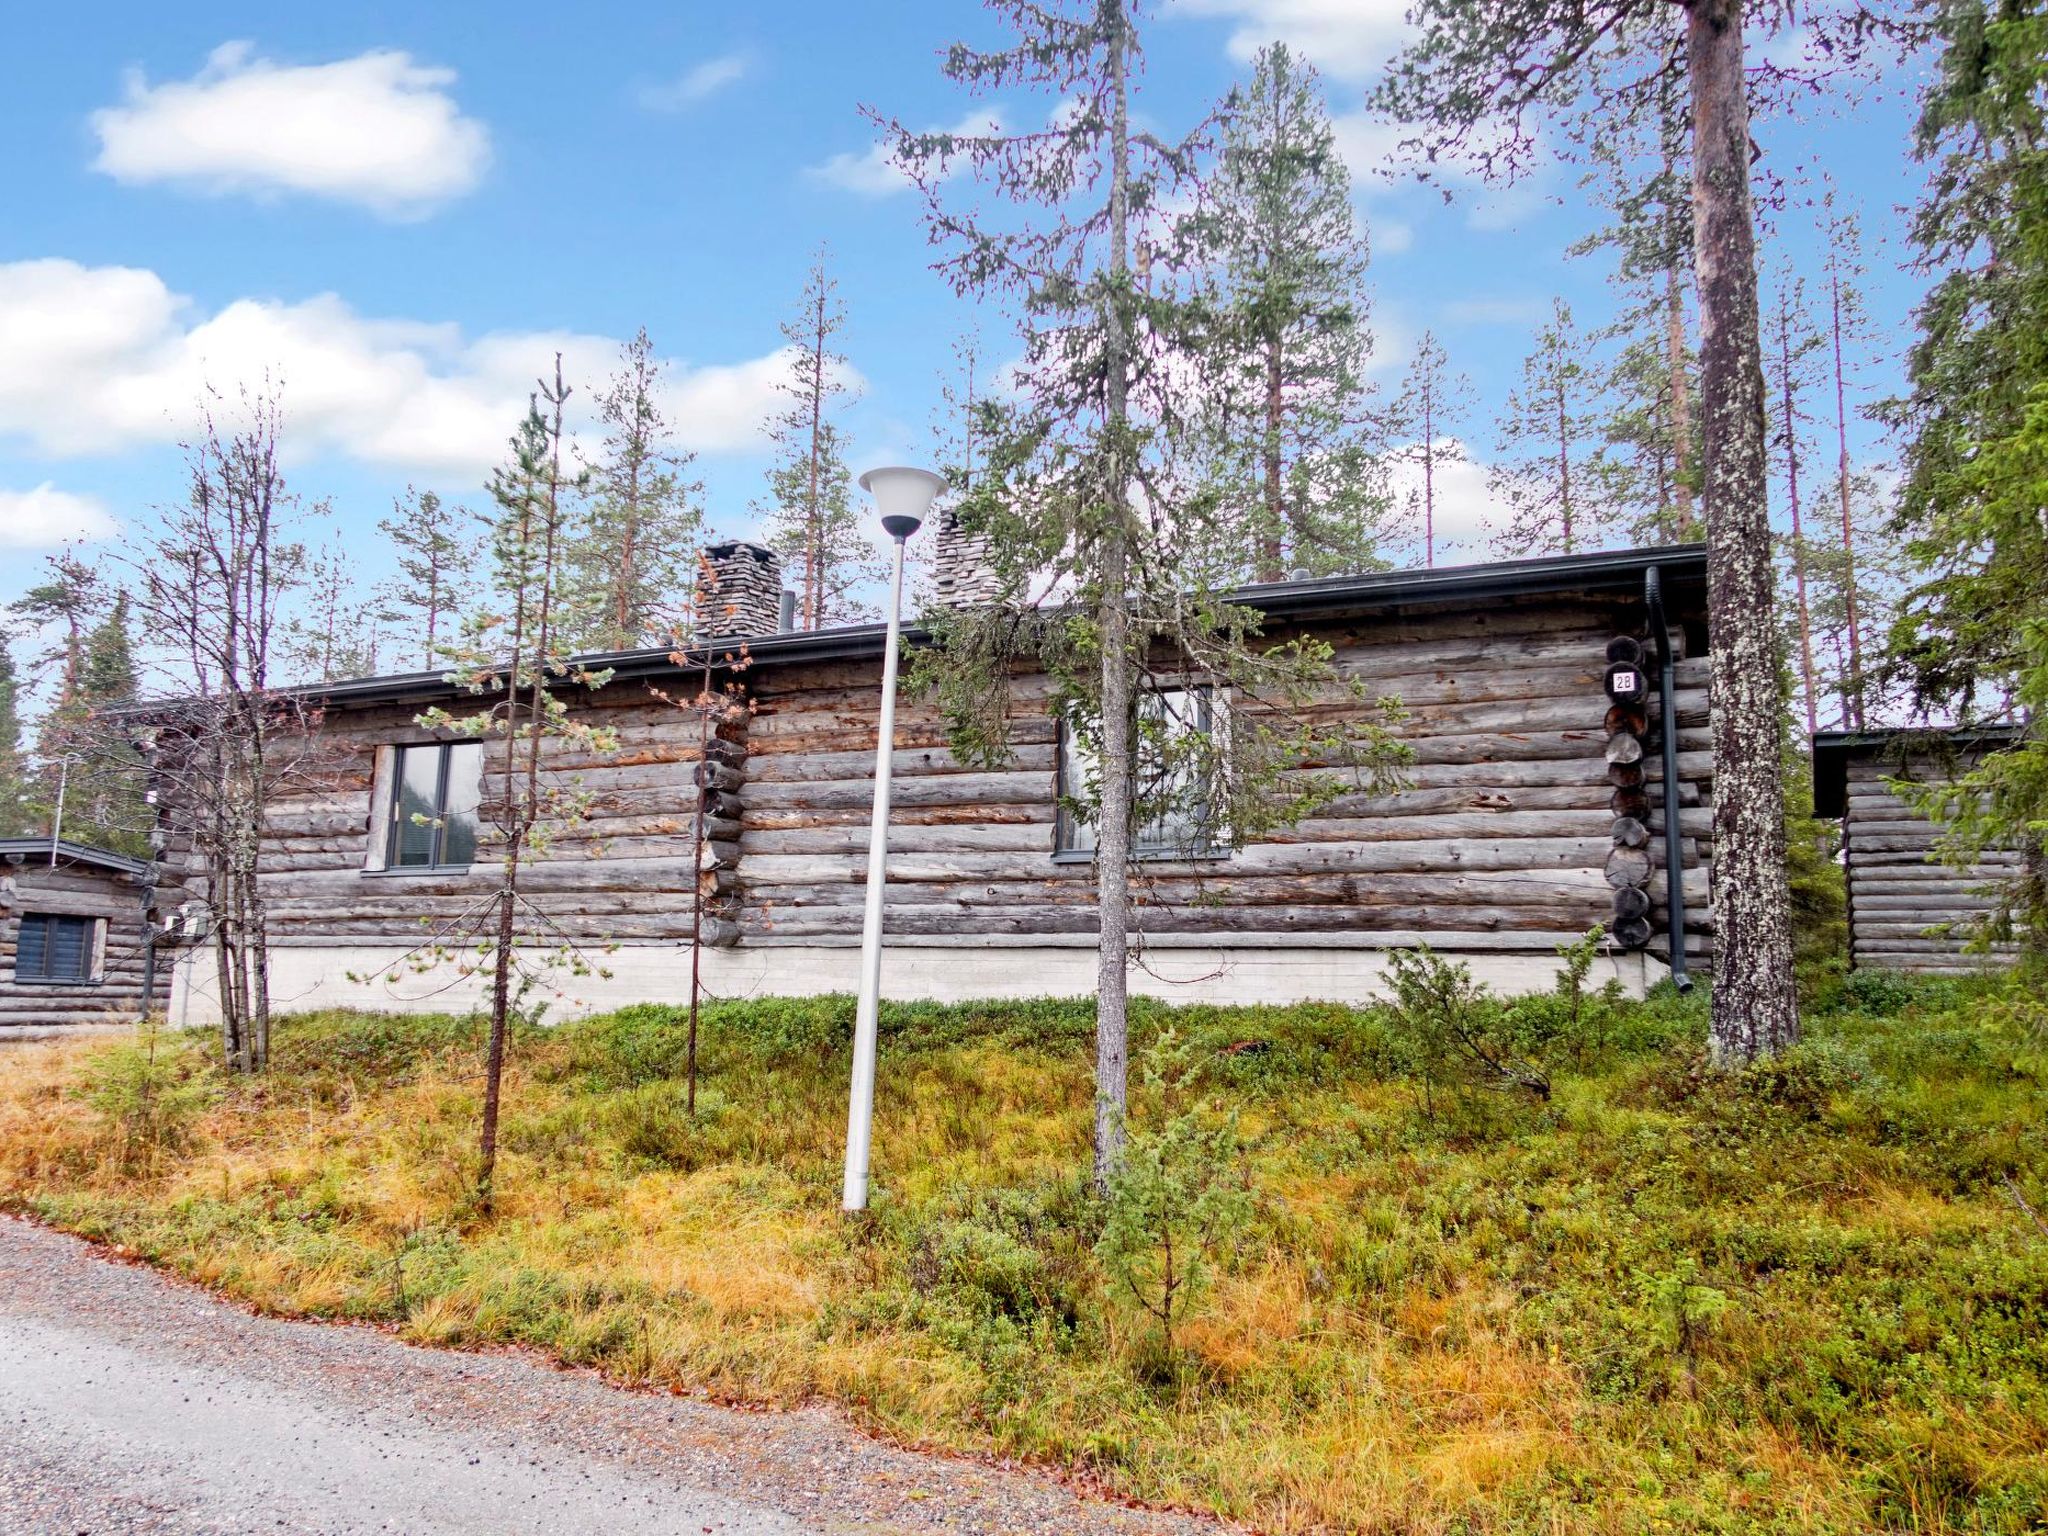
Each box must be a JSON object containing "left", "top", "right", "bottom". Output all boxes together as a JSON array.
[
  {"left": 203, "top": 543, "right": 1712, "bottom": 713},
  {"left": 0, "top": 837, "right": 153, "bottom": 877},
  {"left": 1810, "top": 722, "right": 2028, "bottom": 818}
]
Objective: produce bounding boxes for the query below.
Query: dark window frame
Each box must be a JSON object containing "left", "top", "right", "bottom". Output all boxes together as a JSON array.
[
  {"left": 382, "top": 742, "right": 481, "bottom": 872},
  {"left": 13, "top": 912, "right": 99, "bottom": 986},
  {"left": 1053, "top": 686, "right": 1227, "bottom": 863}
]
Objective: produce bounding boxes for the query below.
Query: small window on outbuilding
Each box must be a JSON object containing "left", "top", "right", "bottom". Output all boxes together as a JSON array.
[
  {"left": 15, "top": 913, "right": 99, "bottom": 985},
  {"left": 385, "top": 742, "right": 483, "bottom": 870},
  {"left": 1055, "top": 687, "right": 1223, "bottom": 860}
]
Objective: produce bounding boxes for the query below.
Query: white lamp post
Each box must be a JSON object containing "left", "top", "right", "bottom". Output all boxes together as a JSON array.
[{"left": 842, "top": 465, "right": 947, "bottom": 1212}]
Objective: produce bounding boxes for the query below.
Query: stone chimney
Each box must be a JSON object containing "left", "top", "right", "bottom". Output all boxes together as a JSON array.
[
  {"left": 695, "top": 541, "right": 785, "bottom": 642},
  {"left": 932, "top": 508, "right": 1004, "bottom": 608}
]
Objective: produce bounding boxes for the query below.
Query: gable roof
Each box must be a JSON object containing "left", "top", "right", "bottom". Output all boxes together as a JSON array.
[
  {"left": 0, "top": 837, "right": 153, "bottom": 878},
  {"left": 1810, "top": 724, "right": 2026, "bottom": 818},
  {"left": 293, "top": 543, "right": 1709, "bottom": 713}
]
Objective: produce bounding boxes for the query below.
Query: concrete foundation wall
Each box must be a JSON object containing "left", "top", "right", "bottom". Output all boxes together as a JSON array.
[{"left": 170, "top": 939, "right": 1666, "bottom": 1027}]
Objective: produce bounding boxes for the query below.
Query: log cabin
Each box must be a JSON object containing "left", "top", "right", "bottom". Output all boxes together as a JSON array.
[
  {"left": 1812, "top": 726, "right": 2026, "bottom": 973},
  {"left": 0, "top": 837, "right": 170, "bottom": 1034},
  {"left": 163, "top": 540, "right": 1716, "bottom": 1025}
]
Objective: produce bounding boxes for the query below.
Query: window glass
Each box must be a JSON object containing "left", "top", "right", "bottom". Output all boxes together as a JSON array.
[
  {"left": 14, "top": 913, "right": 95, "bottom": 983},
  {"left": 391, "top": 746, "right": 444, "bottom": 867},
  {"left": 387, "top": 742, "right": 481, "bottom": 869},
  {"left": 1055, "top": 687, "right": 1217, "bottom": 858},
  {"left": 440, "top": 743, "right": 482, "bottom": 867}
]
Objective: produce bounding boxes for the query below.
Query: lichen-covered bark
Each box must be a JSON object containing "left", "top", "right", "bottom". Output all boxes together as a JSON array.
[{"left": 1687, "top": 0, "right": 1797, "bottom": 1062}]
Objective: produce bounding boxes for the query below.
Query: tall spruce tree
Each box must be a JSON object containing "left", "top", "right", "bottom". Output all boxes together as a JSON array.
[
  {"left": 378, "top": 489, "right": 479, "bottom": 672},
  {"left": 1820, "top": 189, "right": 1879, "bottom": 726},
  {"left": 284, "top": 540, "right": 380, "bottom": 683},
  {"left": 1490, "top": 300, "right": 1605, "bottom": 555},
  {"left": 1179, "top": 41, "right": 1390, "bottom": 580},
  {"left": 1765, "top": 269, "right": 1828, "bottom": 737},
  {"left": 762, "top": 251, "right": 876, "bottom": 628},
  {"left": 886, "top": 0, "right": 1407, "bottom": 1183},
  {"left": 8, "top": 549, "right": 106, "bottom": 708},
  {"left": 1888, "top": 0, "right": 2048, "bottom": 952},
  {"left": 1389, "top": 330, "right": 1473, "bottom": 568},
  {"left": 1372, "top": 1, "right": 1911, "bottom": 1061},
  {"left": 567, "top": 328, "right": 704, "bottom": 650}
]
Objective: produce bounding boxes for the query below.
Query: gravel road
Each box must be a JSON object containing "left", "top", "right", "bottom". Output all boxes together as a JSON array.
[{"left": 0, "top": 1216, "right": 1226, "bottom": 1535}]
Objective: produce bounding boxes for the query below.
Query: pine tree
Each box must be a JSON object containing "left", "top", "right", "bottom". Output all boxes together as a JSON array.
[
  {"left": 1389, "top": 330, "right": 1473, "bottom": 568},
  {"left": 8, "top": 550, "right": 106, "bottom": 707},
  {"left": 1569, "top": 74, "right": 1699, "bottom": 541},
  {"left": 0, "top": 635, "right": 33, "bottom": 836},
  {"left": 378, "top": 489, "right": 479, "bottom": 672},
  {"left": 1765, "top": 269, "right": 1828, "bottom": 737},
  {"left": 1490, "top": 300, "right": 1604, "bottom": 556},
  {"left": 284, "top": 539, "right": 380, "bottom": 683},
  {"left": 566, "top": 328, "right": 704, "bottom": 650},
  {"left": 1820, "top": 189, "right": 1879, "bottom": 726},
  {"left": 887, "top": 0, "right": 1408, "bottom": 1184},
  {"left": 1180, "top": 41, "right": 1391, "bottom": 580},
  {"left": 762, "top": 252, "right": 876, "bottom": 628},
  {"left": 1887, "top": 0, "right": 2048, "bottom": 950},
  {"left": 1375, "top": 0, "right": 1880, "bottom": 1060},
  {"left": 421, "top": 359, "right": 618, "bottom": 1210}
]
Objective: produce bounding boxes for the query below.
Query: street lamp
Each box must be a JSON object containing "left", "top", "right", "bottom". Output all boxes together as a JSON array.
[{"left": 842, "top": 465, "right": 947, "bottom": 1213}]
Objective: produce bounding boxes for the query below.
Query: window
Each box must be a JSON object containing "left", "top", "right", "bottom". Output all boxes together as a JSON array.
[
  {"left": 1055, "top": 687, "right": 1222, "bottom": 859},
  {"left": 385, "top": 742, "right": 482, "bottom": 870},
  {"left": 15, "top": 913, "right": 98, "bottom": 984}
]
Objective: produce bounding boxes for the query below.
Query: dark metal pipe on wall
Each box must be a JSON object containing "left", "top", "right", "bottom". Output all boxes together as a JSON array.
[{"left": 1644, "top": 565, "right": 1694, "bottom": 992}]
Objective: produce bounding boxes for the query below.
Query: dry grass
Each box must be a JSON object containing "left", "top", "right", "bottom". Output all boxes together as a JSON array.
[{"left": 3, "top": 981, "right": 2045, "bottom": 1534}]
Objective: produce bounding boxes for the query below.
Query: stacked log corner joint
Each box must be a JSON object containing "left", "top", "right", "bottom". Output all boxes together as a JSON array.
[{"left": 1601, "top": 634, "right": 1656, "bottom": 951}]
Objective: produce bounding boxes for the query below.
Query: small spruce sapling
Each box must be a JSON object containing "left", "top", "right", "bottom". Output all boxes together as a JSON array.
[
  {"left": 1095, "top": 1027, "right": 1252, "bottom": 1377},
  {"left": 1384, "top": 946, "right": 1550, "bottom": 1116}
]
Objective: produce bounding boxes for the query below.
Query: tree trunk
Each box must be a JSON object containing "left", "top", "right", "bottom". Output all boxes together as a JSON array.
[
  {"left": 1688, "top": 0, "right": 1797, "bottom": 1064},
  {"left": 1261, "top": 336, "right": 1285, "bottom": 580},
  {"left": 1556, "top": 376, "right": 1573, "bottom": 553},
  {"left": 1665, "top": 260, "right": 1697, "bottom": 538},
  {"left": 1093, "top": 1, "right": 1135, "bottom": 1191},
  {"left": 1422, "top": 380, "right": 1436, "bottom": 568}
]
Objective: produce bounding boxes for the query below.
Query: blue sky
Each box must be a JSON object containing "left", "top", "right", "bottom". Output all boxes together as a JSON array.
[{"left": 0, "top": 0, "right": 1936, "bottom": 659}]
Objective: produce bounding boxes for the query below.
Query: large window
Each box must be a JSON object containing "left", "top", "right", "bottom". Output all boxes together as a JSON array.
[
  {"left": 14, "top": 913, "right": 98, "bottom": 984},
  {"left": 1055, "top": 687, "right": 1222, "bottom": 859},
  {"left": 385, "top": 742, "right": 482, "bottom": 870}
]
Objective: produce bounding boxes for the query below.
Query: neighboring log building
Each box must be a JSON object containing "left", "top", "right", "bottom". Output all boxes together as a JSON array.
[
  {"left": 165, "top": 543, "right": 1715, "bottom": 1022},
  {"left": 1813, "top": 727, "right": 2025, "bottom": 973},
  {"left": 1, "top": 837, "right": 170, "bottom": 1033}
]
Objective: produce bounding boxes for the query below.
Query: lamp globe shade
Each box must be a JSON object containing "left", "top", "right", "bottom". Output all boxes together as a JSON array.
[{"left": 859, "top": 466, "right": 946, "bottom": 540}]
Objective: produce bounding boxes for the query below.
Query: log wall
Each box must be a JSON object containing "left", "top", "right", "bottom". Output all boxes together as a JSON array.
[
  {"left": 185, "top": 585, "right": 1715, "bottom": 974},
  {"left": 739, "top": 593, "right": 1715, "bottom": 957},
  {"left": 1842, "top": 749, "right": 2019, "bottom": 973},
  {"left": 0, "top": 855, "right": 170, "bottom": 1029}
]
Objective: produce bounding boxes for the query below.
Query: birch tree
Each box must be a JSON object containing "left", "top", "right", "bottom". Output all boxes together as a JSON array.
[
  {"left": 884, "top": 0, "right": 1408, "bottom": 1184},
  {"left": 1373, "top": 1, "right": 1910, "bottom": 1061},
  {"left": 131, "top": 392, "right": 309, "bottom": 1073}
]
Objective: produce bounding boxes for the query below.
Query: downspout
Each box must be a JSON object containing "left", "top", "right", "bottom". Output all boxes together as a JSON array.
[{"left": 1645, "top": 565, "right": 1694, "bottom": 992}]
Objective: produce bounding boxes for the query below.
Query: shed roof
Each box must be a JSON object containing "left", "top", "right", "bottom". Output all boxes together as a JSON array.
[
  {"left": 0, "top": 837, "right": 153, "bottom": 878},
  {"left": 286, "top": 543, "right": 1708, "bottom": 713},
  {"left": 1810, "top": 725, "right": 2025, "bottom": 818}
]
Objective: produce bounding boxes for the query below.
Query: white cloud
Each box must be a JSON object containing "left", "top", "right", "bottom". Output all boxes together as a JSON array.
[
  {"left": 636, "top": 50, "right": 752, "bottom": 111},
  {"left": 806, "top": 110, "right": 1003, "bottom": 198},
  {"left": 0, "top": 484, "right": 121, "bottom": 548},
  {"left": 0, "top": 258, "right": 807, "bottom": 481},
  {"left": 90, "top": 42, "right": 490, "bottom": 218},
  {"left": 1384, "top": 441, "right": 1497, "bottom": 563},
  {"left": 1175, "top": 0, "right": 1415, "bottom": 82},
  {"left": 1372, "top": 218, "right": 1413, "bottom": 255}
]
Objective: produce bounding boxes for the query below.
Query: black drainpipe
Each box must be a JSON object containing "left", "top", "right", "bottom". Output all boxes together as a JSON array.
[{"left": 1644, "top": 565, "right": 1694, "bottom": 992}]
